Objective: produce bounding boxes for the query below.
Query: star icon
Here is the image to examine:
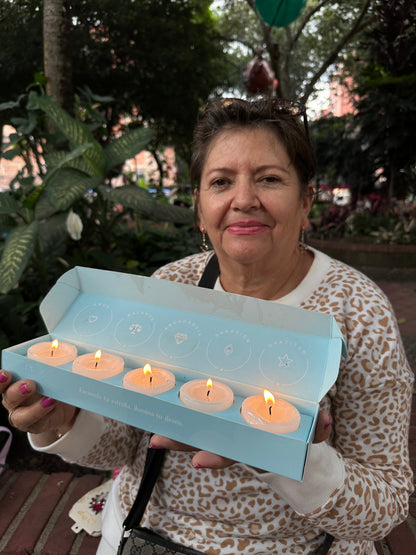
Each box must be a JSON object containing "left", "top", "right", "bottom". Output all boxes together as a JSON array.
[{"left": 278, "top": 353, "right": 293, "bottom": 367}]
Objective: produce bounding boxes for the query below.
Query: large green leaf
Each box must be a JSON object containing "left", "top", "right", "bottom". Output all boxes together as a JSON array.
[
  {"left": 46, "top": 168, "right": 102, "bottom": 210},
  {"left": 104, "top": 127, "right": 153, "bottom": 173},
  {"left": 99, "top": 184, "right": 151, "bottom": 208},
  {"left": 34, "top": 194, "right": 59, "bottom": 220},
  {"left": 0, "top": 221, "right": 38, "bottom": 294},
  {"left": 44, "top": 150, "right": 92, "bottom": 176},
  {"left": 38, "top": 213, "right": 68, "bottom": 252},
  {"left": 45, "top": 143, "right": 94, "bottom": 175},
  {"left": 22, "top": 143, "right": 95, "bottom": 210},
  {"left": 151, "top": 203, "right": 194, "bottom": 225},
  {"left": 30, "top": 93, "right": 105, "bottom": 176},
  {"left": 0, "top": 192, "right": 20, "bottom": 214},
  {"left": 100, "top": 184, "right": 194, "bottom": 224}
]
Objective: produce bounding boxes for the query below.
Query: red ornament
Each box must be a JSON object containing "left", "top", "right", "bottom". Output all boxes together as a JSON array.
[{"left": 243, "top": 52, "right": 278, "bottom": 95}]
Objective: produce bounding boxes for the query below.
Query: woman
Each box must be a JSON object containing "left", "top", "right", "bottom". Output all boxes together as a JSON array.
[{"left": 1, "top": 98, "right": 414, "bottom": 555}]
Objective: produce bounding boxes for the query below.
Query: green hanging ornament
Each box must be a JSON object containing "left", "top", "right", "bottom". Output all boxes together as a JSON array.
[{"left": 255, "top": 0, "right": 306, "bottom": 27}]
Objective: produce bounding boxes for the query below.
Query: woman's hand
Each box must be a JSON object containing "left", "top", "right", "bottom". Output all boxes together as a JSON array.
[
  {"left": 150, "top": 409, "right": 333, "bottom": 470},
  {"left": 0, "top": 370, "right": 79, "bottom": 436},
  {"left": 313, "top": 408, "right": 332, "bottom": 443},
  {"left": 149, "top": 434, "right": 235, "bottom": 469}
]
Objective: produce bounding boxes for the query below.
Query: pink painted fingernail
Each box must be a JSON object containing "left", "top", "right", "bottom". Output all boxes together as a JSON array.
[
  {"left": 41, "top": 397, "right": 55, "bottom": 408},
  {"left": 149, "top": 444, "right": 164, "bottom": 449},
  {"left": 324, "top": 416, "right": 332, "bottom": 430},
  {"left": 0, "top": 372, "right": 8, "bottom": 383},
  {"left": 20, "top": 383, "right": 30, "bottom": 394},
  {"left": 192, "top": 464, "right": 205, "bottom": 469}
]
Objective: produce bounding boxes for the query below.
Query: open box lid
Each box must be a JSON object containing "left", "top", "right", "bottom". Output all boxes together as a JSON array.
[{"left": 40, "top": 266, "right": 346, "bottom": 403}]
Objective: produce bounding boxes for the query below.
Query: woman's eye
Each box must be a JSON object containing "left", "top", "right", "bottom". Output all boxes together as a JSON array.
[
  {"left": 261, "top": 175, "right": 281, "bottom": 185},
  {"left": 211, "top": 178, "right": 229, "bottom": 188}
]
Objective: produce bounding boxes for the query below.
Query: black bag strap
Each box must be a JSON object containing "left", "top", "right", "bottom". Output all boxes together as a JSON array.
[
  {"left": 122, "top": 255, "right": 220, "bottom": 531},
  {"left": 123, "top": 445, "right": 166, "bottom": 530},
  {"left": 196, "top": 253, "right": 219, "bottom": 289}
]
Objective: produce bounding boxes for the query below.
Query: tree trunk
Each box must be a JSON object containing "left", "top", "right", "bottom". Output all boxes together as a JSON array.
[{"left": 43, "top": 0, "right": 73, "bottom": 113}]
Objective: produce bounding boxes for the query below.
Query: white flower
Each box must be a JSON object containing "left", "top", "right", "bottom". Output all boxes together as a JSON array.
[{"left": 66, "top": 211, "right": 83, "bottom": 240}]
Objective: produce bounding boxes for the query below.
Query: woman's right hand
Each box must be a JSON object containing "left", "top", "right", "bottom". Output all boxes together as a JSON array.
[{"left": 0, "top": 370, "right": 79, "bottom": 436}]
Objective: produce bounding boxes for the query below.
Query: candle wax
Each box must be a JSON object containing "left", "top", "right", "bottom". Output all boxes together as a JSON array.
[
  {"left": 123, "top": 366, "right": 175, "bottom": 395},
  {"left": 241, "top": 395, "right": 300, "bottom": 434},
  {"left": 179, "top": 379, "right": 234, "bottom": 413},
  {"left": 72, "top": 352, "right": 124, "bottom": 380},
  {"left": 27, "top": 341, "right": 78, "bottom": 367}
]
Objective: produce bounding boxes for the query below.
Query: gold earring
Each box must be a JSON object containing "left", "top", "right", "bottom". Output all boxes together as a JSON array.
[
  {"left": 200, "top": 231, "right": 210, "bottom": 252},
  {"left": 299, "top": 227, "right": 308, "bottom": 252}
]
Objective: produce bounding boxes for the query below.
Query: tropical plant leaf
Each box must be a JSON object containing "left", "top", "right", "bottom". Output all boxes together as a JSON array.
[
  {"left": 0, "top": 221, "right": 38, "bottom": 294},
  {"left": 46, "top": 168, "right": 102, "bottom": 211},
  {"left": 99, "top": 184, "right": 194, "bottom": 224},
  {"left": 30, "top": 93, "right": 105, "bottom": 176},
  {"left": 104, "top": 127, "right": 153, "bottom": 173},
  {"left": 99, "top": 184, "right": 152, "bottom": 209},
  {"left": 34, "top": 193, "right": 59, "bottom": 220},
  {"left": 43, "top": 144, "right": 94, "bottom": 177},
  {"left": 151, "top": 202, "right": 194, "bottom": 225},
  {"left": 0, "top": 192, "right": 20, "bottom": 214},
  {"left": 38, "top": 213, "right": 68, "bottom": 252}
]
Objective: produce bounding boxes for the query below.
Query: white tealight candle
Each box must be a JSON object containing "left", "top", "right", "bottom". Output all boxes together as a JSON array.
[
  {"left": 123, "top": 363, "right": 175, "bottom": 395},
  {"left": 27, "top": 340, "right": 78, "bottom": 367},
  {"left": 241, "top": 390, "right": 300, "bottom": 434},
  {"left": 72, "top": 350, "right": 124, "bottom": 380},
  {"left": 179, "top": 378, "right": 234, "bottom": 413}
]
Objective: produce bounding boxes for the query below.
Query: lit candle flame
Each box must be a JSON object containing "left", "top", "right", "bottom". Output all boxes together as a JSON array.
[
  {"left": 264, "top": 389, "right": 275, "bottom": 416},
  {"left": 144, "top": 363, "right": 153, "bottom": 384},
  {"left": 50, "top": 339, "right": 59, "bottom": 356},
  {"left": 94, "top": 350, "right": 102, "bottom": 368},
  {"left": 206, "top": 378, "right": 213, "bottom": 398}
]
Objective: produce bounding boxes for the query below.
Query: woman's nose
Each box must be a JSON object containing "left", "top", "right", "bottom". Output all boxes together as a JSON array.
[{"left": 230, "top": 181, "right": 260, "bottom": 210}]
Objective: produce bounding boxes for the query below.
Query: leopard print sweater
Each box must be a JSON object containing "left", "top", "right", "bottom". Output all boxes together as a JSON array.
[{"left": 47, "top": 251, "right": 414, "bottom": 554}]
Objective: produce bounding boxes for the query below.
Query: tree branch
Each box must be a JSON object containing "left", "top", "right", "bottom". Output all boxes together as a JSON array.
[
  {"left": 292, "top": 0, "right": 333, "bottom": 48},
  {"left": 301, "top": 0, "right": 374, "bottom": 104}
]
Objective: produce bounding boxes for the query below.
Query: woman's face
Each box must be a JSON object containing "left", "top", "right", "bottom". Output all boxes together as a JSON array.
[{"left": 197, "top": 127, "right": 313, "bottom": 268}]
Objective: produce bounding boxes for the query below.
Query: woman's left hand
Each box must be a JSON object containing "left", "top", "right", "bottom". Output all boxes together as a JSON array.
[
  {"left": 149, "top": 435, "right": 234, "bottom": 469},
  {"left": 150, "top": 408, "right": 333, "bottom": 470}
]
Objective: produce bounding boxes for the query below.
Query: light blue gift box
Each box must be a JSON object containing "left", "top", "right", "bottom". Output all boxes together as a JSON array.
[{"left": 2, "top": 266, "right": 346, "bottom": 480}]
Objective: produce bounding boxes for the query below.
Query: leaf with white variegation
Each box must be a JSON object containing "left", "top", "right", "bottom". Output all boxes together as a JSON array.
[
  {"left": 104, "top": 127, "right": 153, "bottom": 173},
  {"left": 0, "top": 221, "right": 38, "bottom": 294},
  {"left": 44, "top": 150, "right": 92, "bottom": 175},
  {"left": 46, "top": 168, "right": 102, "bottom": 211},
  {"left": 34, "top": 194, "right": 59, "bottom": 220},
  {"left": 42, "top": 144, "right": 94, "bottom": 178},
  {"left": 151, "top": 202, "right": 194, "bottom": 225},
  {"left": 100, "top": 185, "right": 194, "bottom": 225},
  {"left": 29, "top": 93, "right": 105, "bottom": 176}
]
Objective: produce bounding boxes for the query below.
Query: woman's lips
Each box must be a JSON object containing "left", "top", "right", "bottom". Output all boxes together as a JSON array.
[{"left": 226, "top": 221, "right": 269, "bottom": 235}]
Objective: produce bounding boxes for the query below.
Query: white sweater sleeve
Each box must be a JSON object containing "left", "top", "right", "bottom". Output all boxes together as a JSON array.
[
  {"left": 28, "top": 409, "right": 106, "bottom": 463},
  {"left": 247, "top": 442, "right": 345, "bottom": 514}
]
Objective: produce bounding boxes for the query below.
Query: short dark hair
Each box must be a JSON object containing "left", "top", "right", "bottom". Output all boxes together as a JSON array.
[{"left": 190, "top": 97, "right": 316, "bottom": 196}]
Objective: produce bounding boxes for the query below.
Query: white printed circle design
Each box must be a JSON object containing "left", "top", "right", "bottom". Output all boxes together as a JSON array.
[
  {"left": 259, "top": 339, "right": 308, "bottom": 386},
  {"left": 207, "top": 330, "right": 251, "bottom": 372},
  {"left": 159, "top": 320, "right": 201, "bottom": 358},
  {"left": 73, "top": 303, "right": 112, "bottom": 336},
  {"left": 115, "top": 312, "right": 155, "bottom": 347}
]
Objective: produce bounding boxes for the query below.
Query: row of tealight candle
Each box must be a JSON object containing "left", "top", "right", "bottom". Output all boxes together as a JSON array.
[{"left": 27, "top": 339, "right": 301, "bottom": 434}]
